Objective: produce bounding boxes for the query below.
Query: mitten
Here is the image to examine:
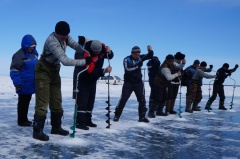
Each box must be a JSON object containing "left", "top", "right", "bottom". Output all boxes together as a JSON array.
[{"left": 209, "top": 65, "right": 213, "bottom": 69}]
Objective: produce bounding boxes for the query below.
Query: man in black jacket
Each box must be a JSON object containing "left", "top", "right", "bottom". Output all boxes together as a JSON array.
[
  {"left": 113, "top": 45, "right": 153, "bottom": 123},
  {"left": 205, "top": 63, "right": 238, "bottom": 110}
]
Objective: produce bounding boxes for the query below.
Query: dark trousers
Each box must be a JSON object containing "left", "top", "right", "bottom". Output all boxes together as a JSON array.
[
  {"left": 168, "top": 83, "right": 179, "bottom": 99},
  {"left": 18, "top": 94, "right": 32, "bottom": 124},
  {"left": 153, "top": 85, "right": 168, "bottom": 106},
  {"left": 115, "top": 82, "right": 146, "bottom": 113},
  {"left": 77, "top": 82, "right": 96, "bottom": 124},
  {"left": 209, "top": 84, "right": 225, "bottom": 103},
  {"left": 187, "top": 80, "right": 202, "bottom": 103}
]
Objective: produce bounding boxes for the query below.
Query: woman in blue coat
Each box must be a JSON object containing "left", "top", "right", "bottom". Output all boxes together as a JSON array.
[{"left": 10, "top": 34, "right": 38, "bottom": 126}]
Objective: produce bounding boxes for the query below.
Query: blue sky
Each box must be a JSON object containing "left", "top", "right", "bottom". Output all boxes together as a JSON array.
[{"left": 0, "top": 0, "right": 239, "bottom": 85}]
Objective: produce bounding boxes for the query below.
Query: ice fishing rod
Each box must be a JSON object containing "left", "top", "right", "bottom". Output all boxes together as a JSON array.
[
  {"left": 105, "top": 53, "right": 111, "bottom": 129},
  {"left": 207, "top": 80, "right": 214, "bottom": 112},
  {"left": 70, "top": 66, "right": 89, "bottom": 138},
  {"left": 229, "top": 77, "right": 236, "bottom": 110},
  {"left": 177, "top": 77, "right": 182, "bottom": 118}
]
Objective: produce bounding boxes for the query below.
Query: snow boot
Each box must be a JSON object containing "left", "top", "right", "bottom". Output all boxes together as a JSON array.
[
  {"left": 185, "top": 101, "right": 193, "bottom": 113},
  {"left": 113, "top": 108, "right": 123, "bottom": 122},
  {"left": 138, "top": 107, "right": 149, "bottom": 123},
  {"left": 76, "top": 112, "right": 89, "bottom": 130},
  {"left": 51, "top": 112, "right": 69, "bottom": 136},
  {"left": 86, "top": 112, "right": 97, "bottom": 127},
  {"left": 156, "top": 103, "right": 168, "bottom": 116},
  {"left": 33, "top": 115, "right": 49, "bottom": 141},
  {"left": 192, "top": 101, "right": 201, "bottom": 111},
  {"left": 219, "top": 101, "right": 227, "bottom": 110},
  {"left": 205, "top": 100, "right": 213, "bottom": 110},
  {"left": 148, "top": 103, "right": 157, "bottom": 118}
]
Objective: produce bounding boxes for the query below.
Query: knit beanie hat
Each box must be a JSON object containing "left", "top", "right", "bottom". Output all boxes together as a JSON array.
[
  {"left": 55, "top": 21, "right": 70, "bottom": 35},
  {"left": 165, "top": 54, "right": 174, "bottom": 62},
  {"left": 131, "top": 46, "right": 141, "bottom": 53},
  {"left": 90, "top": 40, "right": 102, "bottom": 52},
  {"left": 194, "top": 60, "right": 200, "bottom": 64},
  {"left": 223, "top": 63, "right": 229, "bottom": 69},
  {"left": 200, "top": 61, "right": 207, "bottom": 67}
]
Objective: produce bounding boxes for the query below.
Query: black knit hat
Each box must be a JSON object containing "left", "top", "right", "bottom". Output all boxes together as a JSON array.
[
  {"left": 165, "top": 54, "right": 174, "bottom": 62},
  {"left": 55, "top": 21, "right": 70, "bottom": 35},
  {"left": 200, "top": 61, "right": 207, "bottom": 67},
  {"left": 131, "top": 46, "right": 141, "bottom": 53},
  {"left": 194, "top": 60, "right": 200, "bottom": 64},
  {"left": 223, "top": 63, "right": 229, "bottom": 69}
]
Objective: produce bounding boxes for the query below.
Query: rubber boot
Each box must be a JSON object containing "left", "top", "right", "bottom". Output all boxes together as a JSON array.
[
  {"left": 192, "top": 101, "right": 201, "bottom": 111},
  {"left": 113, "top": 108, "right": 123, "bottom": 122},
  {"left": 156, "top": 103, "right": 168, "bottom": 116},
  {"left": 219, "top": 101, "right": 227, "bottom": 110},
  {"left": 138, "top": 107, "right": 149, "bottom": 123},
  {"left": 205, "top": 100, "right": 213, "bottom": 110},
  {"left": 33, "top": 115, "right": 49, "bottom": 141},
  {"left": 51, "top": 112, "right": 69, "bottom": 136},
  {"left": 185, "top": 101, "right": 193, "bottom": 113},
  {"left": 148, "top": 103, "right": 157, "bottom": 118},
  {"left": 169, "top": 99, "right": 177, "bottom": 114}
]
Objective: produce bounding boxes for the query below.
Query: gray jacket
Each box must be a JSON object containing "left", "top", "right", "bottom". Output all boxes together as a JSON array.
[
  {"left": 192, "top": 67, "right": 216, "bottom": 81},
  {"left": 41, "top": 32, "right": 86, "bottom": 66}
]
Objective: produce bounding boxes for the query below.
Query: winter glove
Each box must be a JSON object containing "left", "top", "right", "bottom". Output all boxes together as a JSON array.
[
  {"left": 85, "top": 56, "right": 92, "bottom": 65},
  {"left": 209, "top": 65, "right": 213, "bottom": 69},
  {"left": 137, "top": 61, "right": 143, "bottom": 67},
  {"left": 15, "top": 85, "right": 21, "bottom": 93},
  {"left": 235, "top": 64, "right": 239, "bottom": 69}
]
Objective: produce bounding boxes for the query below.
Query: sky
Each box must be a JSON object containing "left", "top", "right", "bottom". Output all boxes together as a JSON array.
[
  {"left": 0, "top": 0, "right": 239, "bottom": 85},
  {"left": 1, "top": 74, "right": 240, "bottom": 158}
]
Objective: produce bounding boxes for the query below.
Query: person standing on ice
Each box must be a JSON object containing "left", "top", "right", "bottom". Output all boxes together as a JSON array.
[
  {"left": 73, "top": 37, "right": 113, "bottom": 130},
  {"left": 148, "top": 54, "right": 184, "bottom": 118},
  {"left": 10, "top": 34, "right": 38, "bottom": 127},
  {"left": 32, "top": 21, "right": 92, "bottom": 141},
  {"left": 205, "top": 63, "right": 239, "bottom": 110},
  {"left": 147, "top": 55, "right": 160, "bottom": 109},
  {"left": 113, "top": 45, "right": 153, "bottom": 123},
  {"left": 186, "top": 61, "right": 216, "bottom": 112},
  {"left": 165, "top": 52, "right": 185, "bottom": 114}
]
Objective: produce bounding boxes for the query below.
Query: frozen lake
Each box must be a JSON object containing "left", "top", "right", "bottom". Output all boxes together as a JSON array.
[{"left": 0, "top": 75, "right": 240, "bottom": 159}]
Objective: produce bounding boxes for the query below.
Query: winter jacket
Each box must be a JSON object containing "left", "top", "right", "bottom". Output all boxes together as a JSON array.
[
  {"left": 41, "top": 32, "right": 86, "bottom": 66},
  {"left": 192, "top": 67, "right": 216, "bottom": 81},
  {"left": 73, "top": 41, "right": 114, "bottom": 84},
  {"left": 154, "top": 60, "right": 184, "bottom": 87},
  {"left": 10, "top": 35, "right": 38, "bottom": 95},
  {"left": 214, "top": 67, "right": 229, "bottom": 85},
  {"left": 123, "top": 51, "right": 153, "bottom": 84}
]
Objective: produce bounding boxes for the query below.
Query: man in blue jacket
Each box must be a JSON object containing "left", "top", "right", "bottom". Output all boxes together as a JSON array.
[{"left": 10, "top": 34, "right": 38, "bottom": 127}]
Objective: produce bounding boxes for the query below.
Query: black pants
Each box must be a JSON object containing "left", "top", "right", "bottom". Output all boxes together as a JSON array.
[
  {"left": 115, "top": 82, "right": 146, "bottom": 113},
  {"left": 209, "top": 83, "right": 225, "bottom": 103},
  {"left": 77, "top": 81, "right": 96, "bottom": 124},
  {"left": 18, "top": 94, "right": 32, "bottom": 124},
  {"left": 168, "top": 83, "right": 179, "bottom": 99},
  {"left": 153, "top": 85, "right": 168, "bottom": 106}
]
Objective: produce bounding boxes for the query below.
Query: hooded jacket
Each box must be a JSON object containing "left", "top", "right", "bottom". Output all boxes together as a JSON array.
[{"left": 10, "top": 34, "right": 38, "bottom": 95}]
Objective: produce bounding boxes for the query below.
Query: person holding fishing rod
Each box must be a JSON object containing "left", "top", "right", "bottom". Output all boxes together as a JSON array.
[
  {"left": 205, "top": 63, "right": 238, "bottom": 110},
  {"left": 73, "top": 37, "right": 113, "bottom": 130}
]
